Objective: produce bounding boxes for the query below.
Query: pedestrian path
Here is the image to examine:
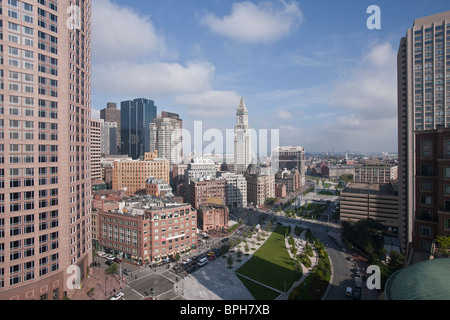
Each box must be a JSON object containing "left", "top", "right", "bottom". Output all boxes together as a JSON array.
[{"left": 276, "top": 227, "right": 319, "bottom": 300}]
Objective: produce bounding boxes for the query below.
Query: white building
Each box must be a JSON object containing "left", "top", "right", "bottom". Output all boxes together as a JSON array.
[
  {"left": 150, "top": 113, "right": 183, "bottom": 164},
  {"left": 185, "top": 157, "right": 217, "bottom": 181},
  {"left": 234, "top": 98, "right": 252, "bottom": 174},
  {"left": 101, "top": 121, "right": 118, "bottom": 155},
  {"left": 219, "top": 172, "right": 248, "bottom": 209}
]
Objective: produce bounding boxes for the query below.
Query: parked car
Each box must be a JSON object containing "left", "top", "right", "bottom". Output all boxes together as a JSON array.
[
  {"left": 345, "top": 287, "right": 353, "bottom": 297},
  {"left": 207, "top": 250, "right": 215, "bottom": 257},
  {"left": 208, "top": 255, "right": 216, "bottom": 261},
  {"left": 113, "top": 257, "right": 122, "bottom": 264},
  {"left": 110, "top": 292, "right": 124, "bottom": 300},
  {"left": 353, "top": 288, "right": 361, "bottom": 300},
  {"left": 105, "top": 260, "right": 113, "bottom": 266},
  {"left": 197, "top": 257, "right": 208, "bottom": 266},
  {"left": 181, "top": 258, "right": 192, "bottom": 265},
  {"left": 92, "top": 261, "right": 101, "bottom": 267}
]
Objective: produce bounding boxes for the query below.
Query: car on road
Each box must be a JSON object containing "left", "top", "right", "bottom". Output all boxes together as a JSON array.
[
  {"left": 105, "top": 260, "right": 113, "bottom": 266},
  {"left": 113, "top": 258, "right": 122, "bottom": 264},
  {"left": 110, "top": 292, "right": 124, "bottom": 300},
  {"left": 208, "top": 255, "right": 216, "bottom": 261},
  {"left": 353, "top": 288, "right": 361, "bottom": 300},
  {"left": 345, "top": 287, "right": 353, "bottom": 297},
  {"left": 206, "top": 250, "right": 215, "bottom": 257},
  {"left": 221, "top": 237, "right": 229, "bottom": 243},
  {"left": 92, "top": 261, "right": 101, "bottom": 267},
  {"left": 181, "top": 258, "right": 192, "bottom": 265},
  {"left": 197, "top": 257, "right": 208, "bottom": 266},
  {"left": 122, "top": 269, "right": 131, "bottom": 276}
]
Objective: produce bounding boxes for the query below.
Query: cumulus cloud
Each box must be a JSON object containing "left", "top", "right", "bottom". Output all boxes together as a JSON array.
[
  {"left": 92, "top": 0, "right": 169, "bottom": 62},
  {"left": 173, "top": 90, "right": 242, "bottom": 118},
  {"left": 93, "top": 60, "right": 215, "bottom": 97},
  {"left": 329, "top": 42, "right": 397, "bottom": 120},
  {"left": 201, "top": 0, "right": 303, "bottom": 43},
  {"left": 325, "top": 42, "right": 398, "bottom": 151}
]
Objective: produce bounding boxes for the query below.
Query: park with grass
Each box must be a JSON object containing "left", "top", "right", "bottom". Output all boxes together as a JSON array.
[
  {"left": 233, "top": 223, "right": 332, "bottom": 300},
  {"left": 235, "top": 225, "right": 302, "bottom": 300}
]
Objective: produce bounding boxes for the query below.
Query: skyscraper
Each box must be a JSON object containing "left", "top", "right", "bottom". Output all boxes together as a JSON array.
[
  {"left": 0, "top": 0, "right": 92, "bottom": 299},
  {"left": 120, "top": 98, "right": 157, "bottom": 160},
  {"left": 397, "top": 11, "right": 450, "bottom": 257},
  {"left": 149, "top": 111, "right": 182, "bottom": 164},
  {"left": 100, "top": 102, "right": 120, "bottom": 154},
  {"left": 234, "top": 98, "right": 252, "bottom": 174}
]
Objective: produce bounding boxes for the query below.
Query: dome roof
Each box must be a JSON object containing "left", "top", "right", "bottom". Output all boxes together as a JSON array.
[{"left": 385, "top": 258, "right": 450, "bottom": 300}]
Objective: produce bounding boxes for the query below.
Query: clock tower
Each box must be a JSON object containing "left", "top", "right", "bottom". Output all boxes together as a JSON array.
[{"left": 234, "top": 97, "right": 252, "bottom": 174}]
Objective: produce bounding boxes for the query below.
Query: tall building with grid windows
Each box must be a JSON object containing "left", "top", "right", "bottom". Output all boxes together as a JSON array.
[
  {"left": 397, "top": 11, "right": 450, "bottom": 259},
  {"left": 0, "top": 0, "right": 92, "bottom": 299}
]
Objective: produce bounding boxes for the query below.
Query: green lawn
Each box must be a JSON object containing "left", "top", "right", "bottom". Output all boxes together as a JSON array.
[{"left": 236, "top": 225, "right": 302, "bottom": 295}]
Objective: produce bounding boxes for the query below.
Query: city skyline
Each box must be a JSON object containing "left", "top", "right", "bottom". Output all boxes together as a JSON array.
[{"left": 91, "top": 0, "right": 449, "bottom": 154}]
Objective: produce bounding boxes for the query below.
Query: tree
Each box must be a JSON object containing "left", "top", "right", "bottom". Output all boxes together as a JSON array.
[{"left": 435, "top": 235, "right": 450, "bottom": 253}]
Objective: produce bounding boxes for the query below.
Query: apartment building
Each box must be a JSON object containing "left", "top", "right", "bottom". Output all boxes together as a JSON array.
[
  {"left": 397, "top": 11, "right": 450, "bottom": 254},
  {"left": 112, "top": 152, "right": 169, "bottom": 196}
]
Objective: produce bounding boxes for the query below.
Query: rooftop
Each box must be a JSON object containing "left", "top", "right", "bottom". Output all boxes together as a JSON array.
[
  {"left": 385, "top": 258, "right": 450, "bottom": 300},
  {"left": 343, "top": 182, "right": 396, "bottom": 196}
]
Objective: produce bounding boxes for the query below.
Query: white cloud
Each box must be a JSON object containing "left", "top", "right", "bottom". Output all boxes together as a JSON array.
[
  {"left": 93, "top": 60, "right": 215, "bottom": 97},
  {"left": 201, "top": 0, "right": 302, "bottom": 43},
  {"left": 329, "top": 42, "right": 397, "bottom": 120},
  {"left": 173, "top": 90, "right": 242, "bottom": 118},
  {"left": 92, "top": 0, "right": 169, "bottom": 62},
  {"left": 276, "top": 109, "right": 292, "bottom": 120}
]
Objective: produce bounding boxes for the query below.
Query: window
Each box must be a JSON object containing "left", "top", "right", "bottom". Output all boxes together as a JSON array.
[
  {"left": 420, "top": 139, "right": 432, "bottom": 157},
  {"left": 420, "top": 226, "right": 433, "bottom": 237},
  {"left": 420, "top": 181, "right": 433, "bottom": 191},
  {"left": 420, "top": 195, "right": 432, "bottom": 205},
  {"left": 445, "top": 167, "right": 450, "bottom": 178}
]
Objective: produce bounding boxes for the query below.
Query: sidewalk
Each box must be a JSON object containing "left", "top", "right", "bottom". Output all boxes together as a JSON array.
[
  {"left": 276, "top": 228, "right": 319, "bottom": 300},
  {"left": 67, "top": 267, "right": 125, "bottom": 300}
]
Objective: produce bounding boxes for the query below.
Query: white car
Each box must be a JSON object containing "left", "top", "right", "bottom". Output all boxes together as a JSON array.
[
  {"left": 110, "top": 292, "right": 124, "bottom": 300},
  {"left": 345, "top": 287, "right": 353, "bottom": 297},
  {"left": 182, "top": 258, "right": 192, "bottom": 265}
]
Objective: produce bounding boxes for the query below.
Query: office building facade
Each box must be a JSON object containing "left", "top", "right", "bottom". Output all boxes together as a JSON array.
[
  {"left": 100, "top": 102, "right": 120, "bottom": 154},
  {"left": 121, "top": 98, "right": 157, "bottom": 160},
  {"left": 0, "top": 0, "right": 92, "bottom": 299},
  {"left": 149, "top": 112, "right": 182, "bottom": 165}
]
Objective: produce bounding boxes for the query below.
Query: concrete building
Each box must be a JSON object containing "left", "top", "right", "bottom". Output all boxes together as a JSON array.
[
  {"left": 112, "top": 152, "right": 170, "bottom": 196},
  {"left": 397, "top": 11, "right": 450, "bottom": 255},
  {"left": 97, "top": 197, "right": 197, "bottom": 263},
  {"left": 271, "top": 146, "right": 306, "bottom": 186},
  {"left": 234, "top": 98, "right": 252, "bottom": 174},
  {"left": 91, "top": 119, "right": 103, "bottom": 182},
  {"left": 101, "top": 121, "right": 118, "bottom": 156},
  {"left": 100, "top": 102, "right": 121, "bottom": 154},
  {"left": 340, "top": 182, "right": 399, "bottom": 236},
  {"left": 0, "top": 0, "right": 92, "bottom": 300},
  {"left": 354, "top": 165, "right": 398, "bottom": 183},
  {"left": 323, "top": 165, "right": 356, "bottom": 178},
  {"left": 150, "top": 112, "right": 183, "bottom": 165},
  {"left": 245, "top": 163, "right": 275, "bottom": 207},
  {"left": 121, "top": 98, "right": 157, "bottom": 160},
  {"left": 218, "top": 172, "right": 247, "bottom": 209}
]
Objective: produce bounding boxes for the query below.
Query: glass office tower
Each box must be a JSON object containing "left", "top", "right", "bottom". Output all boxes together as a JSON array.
[{"left": 120, "top": 98, "right": 157, "bottom": 160}]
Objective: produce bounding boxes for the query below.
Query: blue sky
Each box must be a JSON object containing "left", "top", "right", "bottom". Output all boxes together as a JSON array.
[{"left": 90, "top": 0, "right": 450, "bottom": 154}]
